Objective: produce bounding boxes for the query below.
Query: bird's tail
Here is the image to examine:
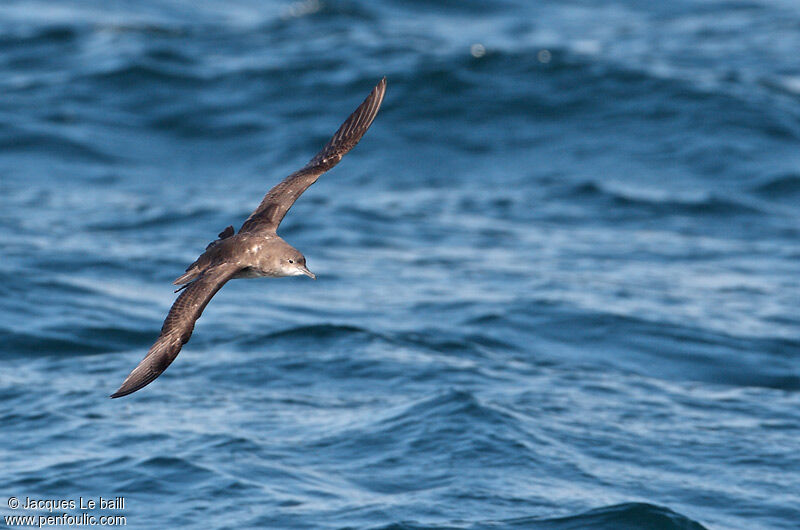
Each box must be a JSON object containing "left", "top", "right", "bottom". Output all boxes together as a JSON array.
[
  {"left": 173, "top": 268, "right": 199, "bottom": 288},
  {"left": 173, "top": 225, "right": 235, "bottom": 289}
]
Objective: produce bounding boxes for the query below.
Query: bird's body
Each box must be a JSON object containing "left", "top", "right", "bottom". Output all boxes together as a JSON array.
[
  {"left": 177, "top": 232, "right": 313, "bottom": 284},
  {"left": 111, "top": 78, "right": 386, "bottom": 398}
]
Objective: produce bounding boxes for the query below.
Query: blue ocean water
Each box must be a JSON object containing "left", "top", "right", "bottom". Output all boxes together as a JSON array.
[{"left": 1, "top": 0, "right": 799, "bottom": 528}]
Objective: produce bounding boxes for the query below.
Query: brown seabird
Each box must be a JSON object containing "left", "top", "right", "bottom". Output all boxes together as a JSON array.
[{"left": 111, "top": 78, "right": 386, "bottom": 398}]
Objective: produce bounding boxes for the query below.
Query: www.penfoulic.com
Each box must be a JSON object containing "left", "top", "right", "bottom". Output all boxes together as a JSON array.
[{"left": 4, "top": 512, "right": 127, "bottom": 527}]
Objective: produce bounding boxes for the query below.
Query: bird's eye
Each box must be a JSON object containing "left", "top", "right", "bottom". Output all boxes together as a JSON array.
[{"left": 288, "top": 259, "right": 294, "bottom": 264}]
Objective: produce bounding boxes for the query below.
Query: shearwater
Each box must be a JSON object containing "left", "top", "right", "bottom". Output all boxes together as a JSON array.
[{"left": 111, "top": 78, "right": 386, "bottom": 398}]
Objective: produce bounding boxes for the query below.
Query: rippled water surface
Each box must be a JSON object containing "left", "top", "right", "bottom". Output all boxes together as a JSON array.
[{"left": 1, "top": 1, "right": 799, "bottom": 529}]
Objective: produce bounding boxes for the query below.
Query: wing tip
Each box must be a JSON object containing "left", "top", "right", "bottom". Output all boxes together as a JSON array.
[
  {"left": 110, "top": 358, "right": 159, "bottom": 399},
  {"left": 110, "top": 377, "right": 144, "bottom": 398},
  {"left": 356, "top": 76, "right": 387, "bottom": 124},
  {"left": 110, "top": 378, "right": 151, "bottom": 399},
  {"left": 372, "top": 76, "right": 387, "bottom": 108},
  {"left": 109, "top": 387, "right": 131, "bottom": 399},
  {"left": 373, "top": 77, "right": 387, "bottom": 111}
]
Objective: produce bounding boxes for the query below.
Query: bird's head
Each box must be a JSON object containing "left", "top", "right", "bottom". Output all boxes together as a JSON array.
[{"left": 280, "top": 248, "right": 316, "bottom": 279}]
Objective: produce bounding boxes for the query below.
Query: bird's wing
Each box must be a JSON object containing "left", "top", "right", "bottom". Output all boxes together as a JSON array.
[
  {"left": 110, "top": 263, "right": 240, "bottom": 398},
  {"left": 238, "top": 77, "right": 386, "bottom": 235}
]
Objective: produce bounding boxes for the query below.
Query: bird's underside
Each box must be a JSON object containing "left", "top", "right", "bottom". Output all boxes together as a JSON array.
[{"left": 111, "top": 78, "right": 386, "bottom": 398}]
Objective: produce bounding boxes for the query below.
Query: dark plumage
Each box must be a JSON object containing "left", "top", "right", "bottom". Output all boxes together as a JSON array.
[{"left": 111, "top": 78, "right": 386, "bottom": 398}]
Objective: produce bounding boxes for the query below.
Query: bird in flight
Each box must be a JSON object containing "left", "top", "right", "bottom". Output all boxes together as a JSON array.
[{"left": 111, "top": 78, "right": 386, "bottom": 398}]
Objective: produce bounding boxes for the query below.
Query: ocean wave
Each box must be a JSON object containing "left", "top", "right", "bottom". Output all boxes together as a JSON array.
[
  {"left": 562, "top": 181, "right": 762, "bottom": 217},
  {"left": 495, "top": 502, "right": 707, "bottom": 530},
  {"left": 466, "top": 304, "right": 800, "bottom": 390},
  {"left": 0, "top": 129, "right": 118, "bottom": 163},
  {"left": 367, "top": 502, "right": 707, "bottom": 529},
  {"left": 0, "top": 24, "right": 81, "bottom": 49},
  {"left": 308, "top": 389, "right": 533, "bottom": 459},
  {"left": 85, "top": 61, "right": 205, "bottom": 88},
  {"left": 234, "top": 323, "right": 382, "bottom": 348},
  {"left": 751, "top": 173, "right": 800, "bottom": 198},
  {"left": 137, "top": 456, "right": 218, "bottom": 484},
  {"left": 1, "top": 330, "right": 108, "bottom": 357},
  {"left": 0, "top": 325, "right": 157, "bottom": 358},
  {"left": 86, "top": 205, "right": 218, "bottom": 232}
]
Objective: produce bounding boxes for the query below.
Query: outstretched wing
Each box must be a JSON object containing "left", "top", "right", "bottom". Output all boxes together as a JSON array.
[
  {"left": 110, "top": 263, "right": 240, "bottom": 398},
  {"left": 239, "top": 77, "right": 386, "bottom": 235}
]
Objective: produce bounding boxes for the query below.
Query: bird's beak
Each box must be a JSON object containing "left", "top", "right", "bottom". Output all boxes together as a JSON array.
[{"left": 299, "top": 265, "right": 316, "bottom": 280}]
